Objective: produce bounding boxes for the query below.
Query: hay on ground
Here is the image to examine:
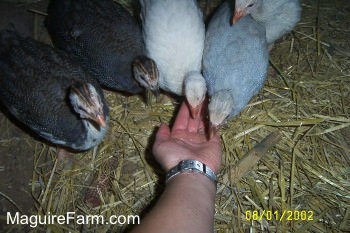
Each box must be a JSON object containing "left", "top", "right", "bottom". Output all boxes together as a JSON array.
[{"left": 0, "top": 0, "right": 349, "bottom": 232}]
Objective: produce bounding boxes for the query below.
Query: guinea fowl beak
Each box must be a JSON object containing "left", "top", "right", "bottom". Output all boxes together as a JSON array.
[
  {"left": 146, "top": 87, "right": 160, "bottom": 106},
  {"left": 208, "top": 122, "right": 219, "bottom": 139},
  {"left": 189, "top": 105, "right": 200, "bottom": 119},
  {"left": 151, "top": 86, "right": 160, "bottom": 97},
  {"left": 232, "top": 9, "right": 244, "bottom": 24},
  {"left": 95, "top": 114, "right": 107, "bottom": 128}
]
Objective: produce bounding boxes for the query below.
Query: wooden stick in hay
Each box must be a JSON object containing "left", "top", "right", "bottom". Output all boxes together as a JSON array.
[
  {"left": 230, "top": 131, "right": 282, "bottom": 183},
  {"left": 84, "top": 157, "right": 118, "bottom": 208}
]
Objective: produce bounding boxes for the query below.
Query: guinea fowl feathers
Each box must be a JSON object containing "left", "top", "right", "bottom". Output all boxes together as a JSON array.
[
  {"left": 0, "top": 29, "right": 108, "bottom": 151},
  {"left": 139, "top": 0, "right": 207, "bottom": 117},
  {"left": 46, "top": 0, "right": 158, "bottom": 94},
  {"left": 233, "top": 0, "right": 301, "bottom": 46},
  {"left": 203, "top": 1, "right": 269, "bottom": 134},
  {"left": 140, "top": 0, "right": 204, "bottom": 95}
]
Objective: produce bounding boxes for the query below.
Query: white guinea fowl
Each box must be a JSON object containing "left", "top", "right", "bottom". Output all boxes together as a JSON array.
[
  {"left": 203, "top": 1, "right": 269, "bottom": 137},
  {"left": 232, "top": 0, "right": 302, "bottom": 47},
  {"left": 139, "top": 0, "right": 207, "bottom": 117}
]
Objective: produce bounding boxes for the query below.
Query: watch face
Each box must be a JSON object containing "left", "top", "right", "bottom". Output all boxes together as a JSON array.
[{"left": 165, "top": 160, "right": 217, "bottom": 184}]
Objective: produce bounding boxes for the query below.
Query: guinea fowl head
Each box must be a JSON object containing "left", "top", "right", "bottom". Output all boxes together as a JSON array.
[
  {"left": 133, "top": 55, "right": 160, "bottom": 97},
  {"left": 232, "top": 0, "right": 260, "bottom": 24},
  {"left": 184, "top": 71, "right": 207, "bottom": 118},
  {"left": 208, "top": 91, "right": 234, "bottom": 138},
  {"left": 69, "top": 83, "right": 107, "bottom": 128}
]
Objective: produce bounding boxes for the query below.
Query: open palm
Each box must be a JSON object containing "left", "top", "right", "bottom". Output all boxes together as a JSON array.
[{"left": 153, "top": 101, "right": 222, "bottom": 174}]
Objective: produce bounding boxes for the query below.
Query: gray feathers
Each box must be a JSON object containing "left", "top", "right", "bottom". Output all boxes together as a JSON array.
[{"left": 203, "top": 1, "right": 269, "bottom": 125}]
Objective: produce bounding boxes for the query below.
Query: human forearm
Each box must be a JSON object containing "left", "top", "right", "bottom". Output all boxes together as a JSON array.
[{"left": 130, "top": 173, "right": 216, "bottom": 233}]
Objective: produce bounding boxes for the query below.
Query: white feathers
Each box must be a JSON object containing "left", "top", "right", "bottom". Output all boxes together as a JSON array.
[
  {"left": 76, "top": 120, "right": 109, "bottom": 151},
  {"left": 139, "top": 0, "right": 206, "bottom": 103},
  {"left": 184, "top": 71, "right": 207, "bottom": 109}
]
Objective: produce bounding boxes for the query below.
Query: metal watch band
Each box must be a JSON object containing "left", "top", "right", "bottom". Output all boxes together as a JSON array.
[{"left": 165, "top": 160, "right": 217, "bottom": 185}]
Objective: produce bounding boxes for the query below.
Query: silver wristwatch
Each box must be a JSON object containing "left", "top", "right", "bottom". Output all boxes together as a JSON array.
[{"left": 165, "top": 160, "right": 217, "bottom": 185}]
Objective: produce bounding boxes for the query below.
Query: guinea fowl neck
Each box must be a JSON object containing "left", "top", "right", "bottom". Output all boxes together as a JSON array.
[
  {"left": 132, "top": 55, "right": 160, "bottom": 97},
  {"left": 250, "top": 0, "right": 269, "bottom": 23},
  {"left": 184, "top": 71, "right": 207, "bottom": 118},
  {"left": 68, "top": 82, "right": 108, "bottom": 150},
  {"left": 208, "top": 90, "right": 234, "bottom": 129}
]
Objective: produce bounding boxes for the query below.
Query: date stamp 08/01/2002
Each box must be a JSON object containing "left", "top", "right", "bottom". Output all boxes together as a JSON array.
[{"left": 245, "top": 210, "right": 314, "bottom": 221}]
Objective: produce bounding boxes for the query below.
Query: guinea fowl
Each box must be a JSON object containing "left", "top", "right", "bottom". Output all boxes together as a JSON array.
[
  {"left": 139, "top": 0, "right": 207, "bottom": 117},
  {"left": 0, "top": 29, "right": 109, "bottom": 155},
  {"left": 46, "top": 0, "right": 159, "bottom": 96},
  {"left": 203, "top": 1, "right": 269, "bottom": 137},
  {"left": 232, "top": 0, "right": 302, "bottom": 47}
]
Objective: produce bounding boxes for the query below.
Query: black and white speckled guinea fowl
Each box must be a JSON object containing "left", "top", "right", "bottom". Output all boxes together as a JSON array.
[
  {"left": 46, "top": 0, "right": 159, "bottom": 95},
  {"left": 0, "top": 29, "right": 109, "bottom": 152}
]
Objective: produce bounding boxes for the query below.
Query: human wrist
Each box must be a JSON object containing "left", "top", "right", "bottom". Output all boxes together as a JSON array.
[
  {"left": 158, "top": 156, "right": 221, "bottom": 174},
  {"left": 166, "top": 171, "right": 217, "bottom": 194},
  {"left": 165, "top": 160, "right": 217, "bottom": 187}
]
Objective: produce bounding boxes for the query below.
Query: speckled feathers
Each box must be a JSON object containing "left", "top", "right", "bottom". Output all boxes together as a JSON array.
[
  {"left": 46, "top": 0, "right": 145, "bottom": 93},
  {"left": 0, "top": 29, "right": 108, "bottom": 150}
]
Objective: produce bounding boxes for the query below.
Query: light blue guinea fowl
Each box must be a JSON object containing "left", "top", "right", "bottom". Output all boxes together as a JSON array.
[
  {"left": 46, "top": 0, "right": 159, "bottom": 96},
  {"left": 0, "top": 29, "right": 109, "bottom": 155},
  {"left": 232, "top": 0, "right": 302, "bottom": 47},
  {"left": 203, "top": 1, "right": 269, "bottom": 136},
  {"left": 139, "top": 0, "right": 207, "bottom": 117}
]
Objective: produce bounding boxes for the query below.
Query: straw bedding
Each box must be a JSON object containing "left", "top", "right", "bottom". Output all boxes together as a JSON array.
[{"left": 0, "top": 0, "right": 349, "bottom": 232}]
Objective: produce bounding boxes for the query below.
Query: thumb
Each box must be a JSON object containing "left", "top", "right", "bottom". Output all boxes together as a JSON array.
[{"left": 154, "top": 123, "right": 170, "bottom": 145}]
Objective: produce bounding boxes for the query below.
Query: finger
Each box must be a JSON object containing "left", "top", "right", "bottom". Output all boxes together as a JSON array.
[
  {"left": 198, "top": 120, "right": 206, "bottom": 134},
  {"left": 198, "top": 97, "right": 210, "bottom": 134},
  {"left": 198, "top": 111, "right": 208, "bottom": 134},
  {"left": 154, "top": 123, "right": 170, "bottom": 146},
  {"left": 153, "top": 123, "right": 171, "bottom": 160},
  {"left": 189, "top": 99, "right": 210, "bottom": 134},
  {"left": 187, "top": 102, "right": 203, "bottom": 133},
  {"left": 209, "top": 128, "right": 221, "bottom": 144},
  {"left": 172, "top": 102, "right": 190, "bottom": 131},
  {"left": 152, "top": 123, "right": 170, "bottom": 151}
]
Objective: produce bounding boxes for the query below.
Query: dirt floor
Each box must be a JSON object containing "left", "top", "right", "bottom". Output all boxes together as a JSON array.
[
  {"left": 0, "top": 110, "right": 36, "bottom": 215},
  {"left": 0, "top": 0, "right": 51, "bottom": 229},
  {"left": 0, "top": 0, "right": 349, "bottom": 232}
]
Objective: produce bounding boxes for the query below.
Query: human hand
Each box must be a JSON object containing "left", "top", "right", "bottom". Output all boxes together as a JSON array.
[{"left": 153, "top": 101, "right": 222, "bottom": 174}]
